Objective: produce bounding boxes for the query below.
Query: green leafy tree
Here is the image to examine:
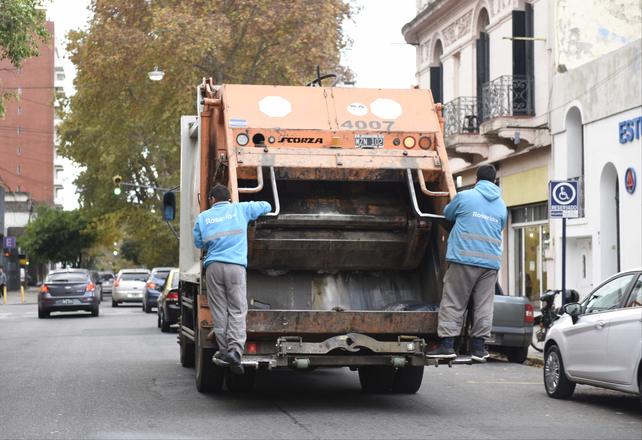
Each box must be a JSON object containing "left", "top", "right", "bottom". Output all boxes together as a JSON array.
[
  {"left": 0, "top": 0, "right": 52, "bottom": 118},
  {"left": 57, "top": 0, "right": 355, "bottom": 268},
  {"left": 18, "top": 207, "right": 98, "bottom": 267}
]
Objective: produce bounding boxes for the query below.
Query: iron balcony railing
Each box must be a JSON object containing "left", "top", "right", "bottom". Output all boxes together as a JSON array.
[
  {"left": 482, "top": 75, "right": 535, "bottom": 121},
  {"left": 442, "top": 96, "right": 482, "bottom": 137}
]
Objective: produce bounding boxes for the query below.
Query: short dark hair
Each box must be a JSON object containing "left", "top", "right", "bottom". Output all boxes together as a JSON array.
[
  {"left": 209, "top": 185, "right": 230, "bottom": 202},
  {"left": 477, "top": 164, "right": 496, "bottom": 183}
]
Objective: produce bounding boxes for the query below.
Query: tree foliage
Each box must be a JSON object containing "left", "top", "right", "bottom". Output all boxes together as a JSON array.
[
  {"left": 57, "top": 0, "right": 355, "bottom": 268},
  {"left": 0, "top": 0, "right": 52, "bottom": 117},
  {"left": 18, "top": 207, "right": 98, "bottom": 267}
]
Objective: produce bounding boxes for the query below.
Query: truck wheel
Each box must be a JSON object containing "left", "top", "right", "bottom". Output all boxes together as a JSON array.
[
  {"left": 506, "top": 346, "right": 529, "bottom": 364},
  {"left": 195, "top": 346, "right": 224, "bottom": 392},
  {"left": 225, "top": 367, "right": 256, "bottom": 392},
  {"left": 392, "top": 366, "right": 424, "bottom": 393},
  {"left": 358, "top": 366, "right": 395, "bottom": 393},
  {"left": 160, "top": 310, "right": 170, "bottom": 333},
  {"left": 544, "top": 345, "right": 576, "bottom": 399},
  {"left": 179, "top": 333, "right": 195, "bottom": 368}
]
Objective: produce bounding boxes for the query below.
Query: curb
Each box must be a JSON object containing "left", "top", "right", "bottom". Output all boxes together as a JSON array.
[{"left": 527, "top": 355, "right": 543, "bottom": 366}]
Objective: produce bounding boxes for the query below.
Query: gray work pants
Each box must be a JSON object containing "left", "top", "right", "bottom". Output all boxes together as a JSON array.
[
  {"left": 205, "top": 262, "right": 247, "bottom": 356},
  {"left": 437, "top": 262, "right": 497, "bottom": 339}
]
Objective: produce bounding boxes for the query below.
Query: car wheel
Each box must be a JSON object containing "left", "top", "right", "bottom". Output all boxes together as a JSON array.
[
  {"left": 195, "top": 345, "right": 224, "bottom": 392},
  {"left": 91, "top": 307, "right": 99, "bottom": 317},
  {"left": 160, "top": 309, "right": 170, "bottom": 333},
  {"left": 358, "top": 366, "right": 396, "bottom": 393},
  {"left": 111, "top": 299, "right": 118, "bottom": 308},
  {"left": 544, "top": 345, "right": 576, "bottom": 399},
  {"left": 506, "top": 346, "right": 529, "bottom": 364},
  {"left": 38, "top": 308, "right": 49, "bottom": 319},
  {"left": 142, "top": 303, "right": 146, "bottom": 312},
  {"left": 225, "top": 367, "right": 256, "bottom": 392},
  {"left": 179, "top": 333, "right": 195, "bottom": 368},
  {"left": 392, "top": 366, "right": 424, "bottom": 393},
  {"left": 145, "top": 303, "right": 153, "bottom": 314}
]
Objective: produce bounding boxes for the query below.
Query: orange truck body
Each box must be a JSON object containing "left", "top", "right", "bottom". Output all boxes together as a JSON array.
[{"left": 176, "top": 80, "right": 460, "bottom": 392}]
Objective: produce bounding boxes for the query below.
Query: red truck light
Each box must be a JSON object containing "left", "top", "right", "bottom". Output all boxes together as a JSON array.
[
  {"left": 403, "top": 136, "right": 416, "bottom": 149},
  {"left": 525, "top": 304, "right": 534, "bottom": 323},
  {"left": 246, "top": 342, "right": 258, "bottom": 354}
]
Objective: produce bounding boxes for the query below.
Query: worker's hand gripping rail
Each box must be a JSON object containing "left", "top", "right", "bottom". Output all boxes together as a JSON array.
[{"left": 406, "top": 169, "right": 453, "bottom": 230}]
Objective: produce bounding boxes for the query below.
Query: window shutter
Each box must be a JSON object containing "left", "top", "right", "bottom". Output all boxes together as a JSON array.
[
  {"left": 476, "top": 32, "right": 489, "bottom": 121},
  {"left": 512, "top": 10, "right": 526, "bottom": 76},
  {"left": 430, "top": 66, "right": 442, "bottom": 104}
]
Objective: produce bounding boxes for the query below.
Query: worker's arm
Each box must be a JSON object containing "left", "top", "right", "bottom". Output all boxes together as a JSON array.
[
  {"left": 192, "top": 217, "right": 204, "bottom": 249},
  {"left": 244, "top": 201, "right": 272, "bottom": 221},
  {"left": 443, "top": 193, "right": 461, "bottom": 222}
]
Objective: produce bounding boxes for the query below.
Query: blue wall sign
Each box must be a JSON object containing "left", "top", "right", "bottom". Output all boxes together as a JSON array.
[
  {"left": 625, "top": 168, "right": 637, "bottom": 194},
  {"left": 619, "top": 117, "right": 642, "bottom": 143}
]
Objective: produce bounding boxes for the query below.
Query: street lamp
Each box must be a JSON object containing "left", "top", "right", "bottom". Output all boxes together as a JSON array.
[{"left": 148, "top": 66, "right": 165, "bottom": 81}]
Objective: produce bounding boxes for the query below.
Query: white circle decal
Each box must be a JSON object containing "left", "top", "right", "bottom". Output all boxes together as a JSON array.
[
  {"left": 552, "top": 183, "right": 576, "bottom": 205},
  {"left": 347, "top": 102, "right": 368, "bottom": 116}
]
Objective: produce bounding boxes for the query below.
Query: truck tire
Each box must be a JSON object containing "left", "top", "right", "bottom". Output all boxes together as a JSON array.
[
  {"left": 506, "top": 346, "right": 529, "bottom": 364},
  {"left": 392, "top": 366, "right": 424, "bottom": 393},
  {"left": 160, "top": 309, "right": 170, "bottom": 333},
  {"left": 179, "top": 333, "right": 195, "bottom": 368},
  {"left": 544, "top": 345, "right": 576, "bottom": 399},
  {"left": 225, "top": 368, "right": 256, "bottom": 392},
  {"left": 195, "top": 346, "right": 224, "bottom": 392},
  {"left": 358, "top": 366, "right": 395, "bottom": 393}
]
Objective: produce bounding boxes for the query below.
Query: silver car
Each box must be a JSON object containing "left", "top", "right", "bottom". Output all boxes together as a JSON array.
[
  {"left": 112, "top": 269, "right": 151, "bottom": 307},
  {"left": 543, "top": 268, "right": 642, "bottom": 401}
]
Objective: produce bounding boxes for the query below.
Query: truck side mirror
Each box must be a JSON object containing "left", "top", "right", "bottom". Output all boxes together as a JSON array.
[{"left": 162, "top": 192, "right": 176, "bottom": 221}]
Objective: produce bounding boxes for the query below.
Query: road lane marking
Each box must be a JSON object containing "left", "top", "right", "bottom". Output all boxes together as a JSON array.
[{"left": 468, "top": 381, "right": 543, "bottom": 384}]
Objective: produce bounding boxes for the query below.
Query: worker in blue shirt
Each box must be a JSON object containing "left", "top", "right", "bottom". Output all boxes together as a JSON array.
[
  {"left": 193, "top": 185, "right": 271, "bottom": 374},
  {"left": 426, "top": 164, "right": 507, "bottom": 362}
]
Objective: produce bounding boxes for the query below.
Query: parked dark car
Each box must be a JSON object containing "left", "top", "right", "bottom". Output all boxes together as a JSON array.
[
  {"left": 157, "top": 268, "right": 179, "bottom": 332},
  {"left": 142, "top": 267, "right": 173, "bottom": 313},
  {"left": 38, "top": 269, "right": 100, "bottom": 318},
  {"left": 89, "top": 270, "right": 104, "bottom": 302},
  {"left": 98, "top": 271, "right": 115, "bottom": 295}
]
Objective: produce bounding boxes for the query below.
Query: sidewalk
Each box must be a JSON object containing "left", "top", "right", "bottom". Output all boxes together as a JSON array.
[
  {"left": 527, "top": 344, "right": 544, "bottom": 364},
  {"left": 1, "top": 286, "right": 39, "bottom": 305}
]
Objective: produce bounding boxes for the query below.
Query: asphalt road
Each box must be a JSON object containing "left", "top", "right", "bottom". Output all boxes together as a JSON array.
[{"left": 0, "top": 300, "right": 640, "bottom": 440}]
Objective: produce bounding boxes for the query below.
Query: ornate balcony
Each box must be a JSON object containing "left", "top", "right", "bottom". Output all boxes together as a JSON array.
[
  {"left": 442, "top": 97, "right": 482, "bottom": 137},
  {"left": 482, "top": 75, "right": 535, "bottom": 121}
]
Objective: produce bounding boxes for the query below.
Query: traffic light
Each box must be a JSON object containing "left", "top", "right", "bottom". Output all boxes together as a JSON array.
[{"left": 112, "top": 175, "right": 122, "bottom": 195}]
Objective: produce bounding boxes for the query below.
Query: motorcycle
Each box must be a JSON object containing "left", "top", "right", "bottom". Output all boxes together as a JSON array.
[{"left": 531, "top": 288, "right": 579, "bottom": 352}]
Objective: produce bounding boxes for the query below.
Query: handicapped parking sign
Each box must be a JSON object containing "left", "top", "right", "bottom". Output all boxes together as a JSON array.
[{"left": 549, "top": 181, "right": 579, "bottom": 218}]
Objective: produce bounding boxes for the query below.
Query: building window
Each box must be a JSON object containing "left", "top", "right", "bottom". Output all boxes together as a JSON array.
[
  {"left": 18, "top": 67, "right": 22, "bottom": 75},
  {"left": 17, "top": 166, "right": 21, "bottom": 174},
  {"left": 17, "top": 87, "right": 22, "bottom": 95},
  {"left": 56, "top": 74, "right": 65, "bottom": 81},
  {"left": 18, "top": 107, "right": 22, "bottom": 115},
  {"left": 17, "top": 186, "right": 20, "bottom": 192},
  {"left": 430, "top": 40, "right": 444, "bottom": 104},
  {"left": 18, "top": 146, "right": 21, "bottom": 155},
  {"left": 510, "top": 203, "right": 549, "bottom": 303},
  {"left": 18, "top": 126, "right": 21, "bottom": 134}
]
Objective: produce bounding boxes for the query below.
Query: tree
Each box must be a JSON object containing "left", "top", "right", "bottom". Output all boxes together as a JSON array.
[
  {"left": 0, "top": 0, "right": 52, "bottom": 118},
  {"left": 57, "top": 0, "right": 355, "bottom": 268},
  {"left": 18, "top": 207, "right": 98, "bottom": 267}
]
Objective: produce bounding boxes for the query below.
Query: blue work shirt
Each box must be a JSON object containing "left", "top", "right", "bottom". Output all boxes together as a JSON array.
[
  {"left": 443, "top": 180, "right": 508, "bottom": 270},
  {"left": 193, "top": 200, "right": 272, "bottom": 268}
]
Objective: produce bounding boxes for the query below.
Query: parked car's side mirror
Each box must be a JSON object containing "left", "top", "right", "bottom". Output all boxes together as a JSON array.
[
  {"left": 564, "top": 302, "right": 582, "bottom": 324},
  {"left": 96, "top": 279, "right": 103, "bottom": 285}
]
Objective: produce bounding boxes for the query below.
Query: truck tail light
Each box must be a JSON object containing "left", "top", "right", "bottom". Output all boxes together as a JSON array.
[
  {"left": 525, "top": 304, "right": 534, "bottom": 323},
  {"left": 147, "top": 282, "right": 157, "bottom": 290},
  {"left": 403, "top": 136, "right": 416, "bottom": 149},
  {"left": 86, "top": 284, "right": 96, "bottom": 291},
  {"left": 166, "top": 291, "right": 178, "bottom": 301},
  {"left": 40, "top": 285, "right": 49, "bottom": 293}
]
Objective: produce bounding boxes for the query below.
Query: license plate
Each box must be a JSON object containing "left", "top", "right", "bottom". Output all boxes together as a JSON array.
[
  {"left": 354, "top": 134, "right": 384, "bottom": 149},
  {"left": 127, "top": 293, "right": 143, "bottom": 298},
  {"left": 485, "top": 333, "right": 496, "bottom": 343},
  {"left": 62, "top": 299, "right": 73, "bottom": 304}
]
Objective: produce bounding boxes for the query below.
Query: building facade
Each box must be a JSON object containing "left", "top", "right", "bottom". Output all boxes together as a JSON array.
[{"left": 402, "top": 0, "right": 640, "bottom": 302}]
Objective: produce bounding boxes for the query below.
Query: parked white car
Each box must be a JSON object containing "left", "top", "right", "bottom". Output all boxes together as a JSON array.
[
  {"left": 112, "top": 269, "right": 151, "bottom": 307},
  {"left": 543, "top": 268, "right": 642, "bottom": 402}
]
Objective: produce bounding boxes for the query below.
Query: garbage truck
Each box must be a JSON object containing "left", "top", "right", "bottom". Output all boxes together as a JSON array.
[{"left": 169, "top": 75, "right": 474, "bottom": 393}]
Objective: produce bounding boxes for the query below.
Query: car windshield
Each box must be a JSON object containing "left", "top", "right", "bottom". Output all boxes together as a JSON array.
[
  {"left": 120, "top": 273, "right": 148, "bottom": 282},
  {"left": 155, "top": 271, "right": 171, "bottom": 280},
  {"left": 48, "top": 273, "right": 89, "bottom": 283}
]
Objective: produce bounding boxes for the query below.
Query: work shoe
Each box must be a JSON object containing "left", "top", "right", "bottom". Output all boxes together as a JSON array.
[
  {"left": 223, "top": 350, "right": 245, "bottom": 375},
  {"left": 471, "top": 349, "right": 490, "bottom": 362},
  {"left": 214, "top": 351, "right": 230, "bottom": 366},
  {"left": 425, "top": 345, "right": 456, "bottom": 358}
]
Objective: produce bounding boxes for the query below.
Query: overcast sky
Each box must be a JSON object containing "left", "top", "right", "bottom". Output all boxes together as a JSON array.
[{"left": 45, "top": 0, "right": 418, "bottom": 210}]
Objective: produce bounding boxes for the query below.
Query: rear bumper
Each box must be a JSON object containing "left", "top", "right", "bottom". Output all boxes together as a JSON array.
[
  {"left": 164, "top": 302, "right": 180, "bottom": 324},
  {"left": 486, "top": 325, "right": 533, "bottom": 348},
  {"left": 40, "top": 298, "right": 98, "bottom": 312},
  {"left": 112, "top": 290, "right": 144, "bottom": 302}
]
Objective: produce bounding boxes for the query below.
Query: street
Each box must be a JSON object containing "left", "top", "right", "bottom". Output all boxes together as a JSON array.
[{"left": 0, "top": 298, "right": 639, "bottom": 440}]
